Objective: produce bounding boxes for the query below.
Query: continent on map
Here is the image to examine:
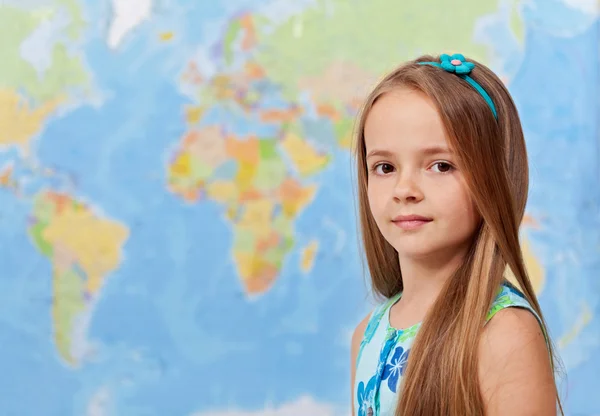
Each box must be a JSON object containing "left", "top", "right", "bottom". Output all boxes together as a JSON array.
[
  {"left": 252, "top": 0, "right": 521, "bottom": 98},
  {"left": 0, "top": 2, "right": 90, "bottom": 152},
  {"left": 28, "top": 191, "right": 129, "bottom": 365},
  {"left": 0, "top": 89, "right": 64, "bottom": 150},
  {"left": 168, "top": 127, "right": 317, "bottom": 294}
]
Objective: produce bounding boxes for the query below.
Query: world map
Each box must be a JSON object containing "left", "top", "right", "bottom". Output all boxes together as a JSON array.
[{"left": 0, "top": 0, "right": 598, "bottom": 414}]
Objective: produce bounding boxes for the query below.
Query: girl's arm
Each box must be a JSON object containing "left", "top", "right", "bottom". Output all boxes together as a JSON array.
[
  {"left": 478, "top": 308, "right": 557, "bottom": 415},
  {"left": 350, "top": 314, "right": 370, "bottom": 416}
]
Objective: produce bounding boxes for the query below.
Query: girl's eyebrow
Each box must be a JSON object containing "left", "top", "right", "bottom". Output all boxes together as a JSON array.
[
  {"left": 420, "top": 145, "right": 453, "bottom": 156},
  {"left": 366, "top": 146, "right": 453, "bottom": 160},
  {"left": 366, "top": 149, "right": 394, "bottom": 160}
]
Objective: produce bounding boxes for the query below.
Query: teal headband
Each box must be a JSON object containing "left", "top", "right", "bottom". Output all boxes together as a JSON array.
[{"left": 418, "top": 53, "right": 498, "bottom": 120}]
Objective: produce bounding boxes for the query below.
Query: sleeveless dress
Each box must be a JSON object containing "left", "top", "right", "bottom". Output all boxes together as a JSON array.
[{"left": 353, "top": 280, "right": 548, "bottom": 416}]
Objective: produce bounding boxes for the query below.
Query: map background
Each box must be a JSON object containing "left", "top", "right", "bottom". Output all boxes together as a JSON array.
[{"left": 0, "top": 0, "right": 598, "bottom": 415}]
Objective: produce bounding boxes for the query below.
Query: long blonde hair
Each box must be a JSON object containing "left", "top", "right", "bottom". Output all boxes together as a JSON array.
[{"left": 354, "top": 54, "right": 564, "bottom": 415}]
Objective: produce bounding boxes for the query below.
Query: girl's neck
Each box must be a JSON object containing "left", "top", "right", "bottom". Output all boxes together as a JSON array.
[{"left": 397, "top": 247, "right": 468, "bottom": 307}]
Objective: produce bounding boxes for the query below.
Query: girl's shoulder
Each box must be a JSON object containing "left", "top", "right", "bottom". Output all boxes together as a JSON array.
[
  {"left": 479, "top": 282, "right": 556, "bottom": 412},
  {"left": 486, "top": 279, "right": 551, "bottom": 350}
]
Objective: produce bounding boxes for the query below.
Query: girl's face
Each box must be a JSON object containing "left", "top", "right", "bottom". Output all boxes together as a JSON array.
[{"left": 364, "top": 88, "right": 481, "bottom": 261}]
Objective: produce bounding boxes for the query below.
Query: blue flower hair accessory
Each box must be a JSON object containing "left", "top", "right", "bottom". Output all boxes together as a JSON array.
[{"left": 418, "top": 53, "right": 498, "bottom": 120}]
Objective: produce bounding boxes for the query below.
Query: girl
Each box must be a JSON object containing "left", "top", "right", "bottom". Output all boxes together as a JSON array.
[{"left": 350, "top": 54, "right": 564, "bottom": 416}]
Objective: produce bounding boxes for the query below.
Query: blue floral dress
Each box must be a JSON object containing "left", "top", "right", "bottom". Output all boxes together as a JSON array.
[{"left": 353, "top": 280, "right": 546, "bottom": 416}]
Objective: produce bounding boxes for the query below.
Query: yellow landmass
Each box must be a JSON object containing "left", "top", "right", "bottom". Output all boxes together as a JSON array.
[
  {"left": 170, "top": 151, "right": 192, "bottom": 177},
  {"left": 334, "top": 118, "right": 355, "bottom": 150},
  {"left": 0, "top": 166, "right": 11, "bottom": 185},
  {"left": 226, "top": 205, "right": 238, "bottom": 220},
  {"left": 521, "top": 237, "right": 545, "bottom": 294},
  {"left": 30, "top": 192, "right": 129, "bottom": 365},
  {"left": 505, "top": 234, "right": 545, "bottom": 294},
  {"left": 300, "top": 240, "right": 319, "bottom": 273},
  {"left": 228, "top": 194, "right": 300, "bottom": 294},
  {"left": 167, "top": 126, "right": 231, "bottom": 199},
  {"left": 52, "top": 266, "right": 85, "bottom": 365},
  {"left": 338, "top": 131, "right": 353, "bottom": 149},
  {"left": 235, "top": 161, "right": 258, "bottom": 192},
  {"left": 159, "top": 31, "right": 174, "bottom": 42},
  {"left": 233, "top": 251, "right": 278, "bottom": 294},
  {"left": 280, "top": 132, "right": 329, "bottom": 177},
  {"left": 0, "top": 164, "right": 16, "bottom": 190},
  {"left": 206, "top": 180, "right": 239, "bottom": 204},
  {"left": 182, "top": 126, "right": 229, "bottom": 168},
  {"left": 42, "top": 201, "right": 129, "bottom": 294},
  {"left": 237, "top": 199, "right": 275, "bottom": 239},
  {"left": 234, "top": 252, "right": 256, "bottom": 282},
  {"left": 184, "top": 105, "right": 204, "bottom": 124},
  {"left": 279, "top": 178, "right": 317, "bottom": 218},
  {"left": 221, "top": 178, "right": 318, "bottom": 295},
  {"left": 0, "top": 89, "right": 63, "bottom": 148}
]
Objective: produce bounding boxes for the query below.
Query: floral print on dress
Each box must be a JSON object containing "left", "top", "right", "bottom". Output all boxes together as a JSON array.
[
  {"left": 381, "top": 345, "right": 410, "bottom": 393},
  {"left": 356, "top": 375, "right": 377, "bottom": 416}
]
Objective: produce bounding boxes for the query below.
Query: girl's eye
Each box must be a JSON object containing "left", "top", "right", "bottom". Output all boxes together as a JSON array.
[
  {"left": 431, "top": 162, "right": 454, "bottom": 173},
  {"left": 374, "top": 163, "right": 395, "bottom": 175}
]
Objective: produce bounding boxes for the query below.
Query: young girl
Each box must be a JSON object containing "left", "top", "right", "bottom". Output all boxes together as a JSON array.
[{"left": 350, "top": 54, "right": 564, "bottom": 416}]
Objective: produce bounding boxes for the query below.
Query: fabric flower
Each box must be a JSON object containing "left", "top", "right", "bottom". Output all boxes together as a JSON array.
[
  {"left": 381, "top": 346, "right": 410, "bottom": 393},
  {"left": 440, "top": 53, "right": 475, "bottom": 75},
  {"left": 356, "top": 376, "right": 377, "bottom": 416}
]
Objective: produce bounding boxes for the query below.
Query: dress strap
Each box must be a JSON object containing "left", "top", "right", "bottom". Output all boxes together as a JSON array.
[{"left": 356, "top": 293, "right": 402, "bottom": 370}]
